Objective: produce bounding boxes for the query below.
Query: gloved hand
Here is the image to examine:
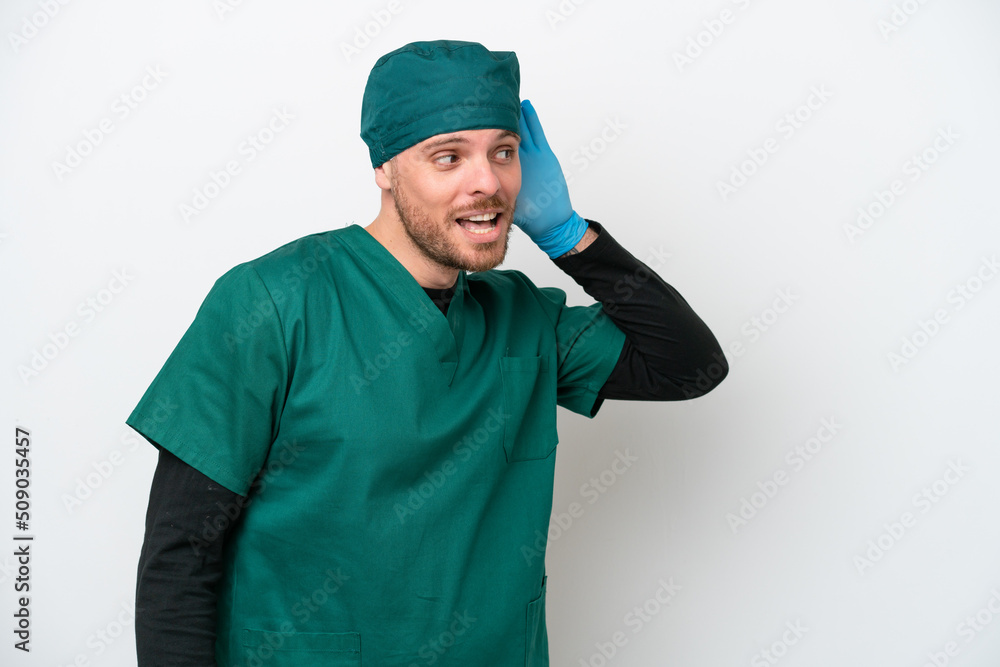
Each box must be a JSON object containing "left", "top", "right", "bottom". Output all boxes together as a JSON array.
[{"left": 514, "top": 99, "right": 589, "bottom": 258}]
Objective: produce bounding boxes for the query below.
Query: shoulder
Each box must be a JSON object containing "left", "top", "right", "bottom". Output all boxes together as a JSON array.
[
  {"left": 208, "top": 227, "right": 357, "bottom": 299},
  {"left": 188, "top": 229, "right": 355, "bottom": 322},
  {"left": 245, "top": 228, "right": 352, "bottom": 277},
  {"left": 468, "top": 268, "right": 568, "bottom": 313}
]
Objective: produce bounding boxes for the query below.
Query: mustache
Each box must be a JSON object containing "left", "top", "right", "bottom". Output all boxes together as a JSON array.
[{"left": 449, "top": 195, "right": 512, "bottom": 218}]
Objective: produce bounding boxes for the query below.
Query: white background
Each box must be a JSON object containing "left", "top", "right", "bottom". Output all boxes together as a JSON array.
[{"left": 2, "top": 0, "right": 999, "bottom": 665}]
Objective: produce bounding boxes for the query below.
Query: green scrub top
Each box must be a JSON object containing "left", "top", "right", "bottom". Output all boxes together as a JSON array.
[{"left": 128, "top": 224, "right": 625, "bottom": 666}]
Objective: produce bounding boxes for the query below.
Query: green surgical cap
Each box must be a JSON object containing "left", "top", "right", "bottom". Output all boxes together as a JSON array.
[{"left": 360, "top": 40, "right": 521, "bottom": 168}]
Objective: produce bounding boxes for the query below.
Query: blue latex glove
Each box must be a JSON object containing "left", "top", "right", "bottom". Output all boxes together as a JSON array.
[{"left": 514, "top": 99, "right": 589, "bottom": 258}]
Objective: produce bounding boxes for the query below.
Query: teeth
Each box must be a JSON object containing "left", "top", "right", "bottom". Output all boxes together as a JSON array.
[
  {"left": 465, "top": 225, "right": 495, "bottom": 234},
  {"left": 463, "top": 212, "right": 498, "bottom": 222}
]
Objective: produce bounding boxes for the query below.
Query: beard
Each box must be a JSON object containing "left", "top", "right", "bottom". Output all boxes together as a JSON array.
[{"left": 389, "top": 168, "right": 514, "bottom": 273}]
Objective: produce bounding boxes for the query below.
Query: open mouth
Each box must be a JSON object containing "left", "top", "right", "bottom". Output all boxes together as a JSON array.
[{"left": 455, "top": 212, "right": 500, "bottom": 235}]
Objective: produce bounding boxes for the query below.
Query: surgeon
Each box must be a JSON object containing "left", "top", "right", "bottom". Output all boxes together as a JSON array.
[{"left": 131, "top": 40, "right": 727, "bottom": 666}]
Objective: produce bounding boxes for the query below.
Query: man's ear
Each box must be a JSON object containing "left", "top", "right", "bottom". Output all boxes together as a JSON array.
[{"left": 374, "top": 159, "right": 394, "bottom": 191}]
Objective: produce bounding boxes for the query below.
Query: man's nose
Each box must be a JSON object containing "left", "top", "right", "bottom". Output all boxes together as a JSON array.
[{"left": 465, "top": 157, "right": 502, "bottom": 196}]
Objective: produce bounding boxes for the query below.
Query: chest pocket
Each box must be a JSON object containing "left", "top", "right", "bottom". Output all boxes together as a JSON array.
[{"left": 500, "top": 355, "right": 558, "bottom": 462}]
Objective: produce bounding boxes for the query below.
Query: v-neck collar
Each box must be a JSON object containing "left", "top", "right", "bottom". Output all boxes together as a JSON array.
[{"left": 337, "top": 224, "right": 466, "bottom": 383}]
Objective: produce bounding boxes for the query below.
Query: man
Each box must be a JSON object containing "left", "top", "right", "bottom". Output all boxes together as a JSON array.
[{"left": 131, "top": 40, "right": 726, "bottom": 666}]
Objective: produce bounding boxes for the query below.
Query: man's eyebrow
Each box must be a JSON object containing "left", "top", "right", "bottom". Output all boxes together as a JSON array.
[{"left": 419, "top": 130, "right": 520, "bottom": 154}]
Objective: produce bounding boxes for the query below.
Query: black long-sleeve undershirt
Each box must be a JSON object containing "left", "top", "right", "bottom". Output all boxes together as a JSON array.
[
  {"left": 134, "top": 221, "right": 727, "bottom": 664},
  {"left": 136, "top": 448, "right": 234, "bottom": 666},
  {"left": 560, "top": 221, "right": 727, "bottom": 406}
]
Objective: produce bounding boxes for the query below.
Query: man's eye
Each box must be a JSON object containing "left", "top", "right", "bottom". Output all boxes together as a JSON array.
[
  {"left": 497, "top": 149, "right": 515, "bottom": 159},
  {"left": 435, "top": 155, "right": 458, "bottom": 165}
]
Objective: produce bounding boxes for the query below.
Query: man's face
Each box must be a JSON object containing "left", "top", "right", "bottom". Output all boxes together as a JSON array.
[{"left": 384, "top": 128, "right": 521, "bottom": 273}]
